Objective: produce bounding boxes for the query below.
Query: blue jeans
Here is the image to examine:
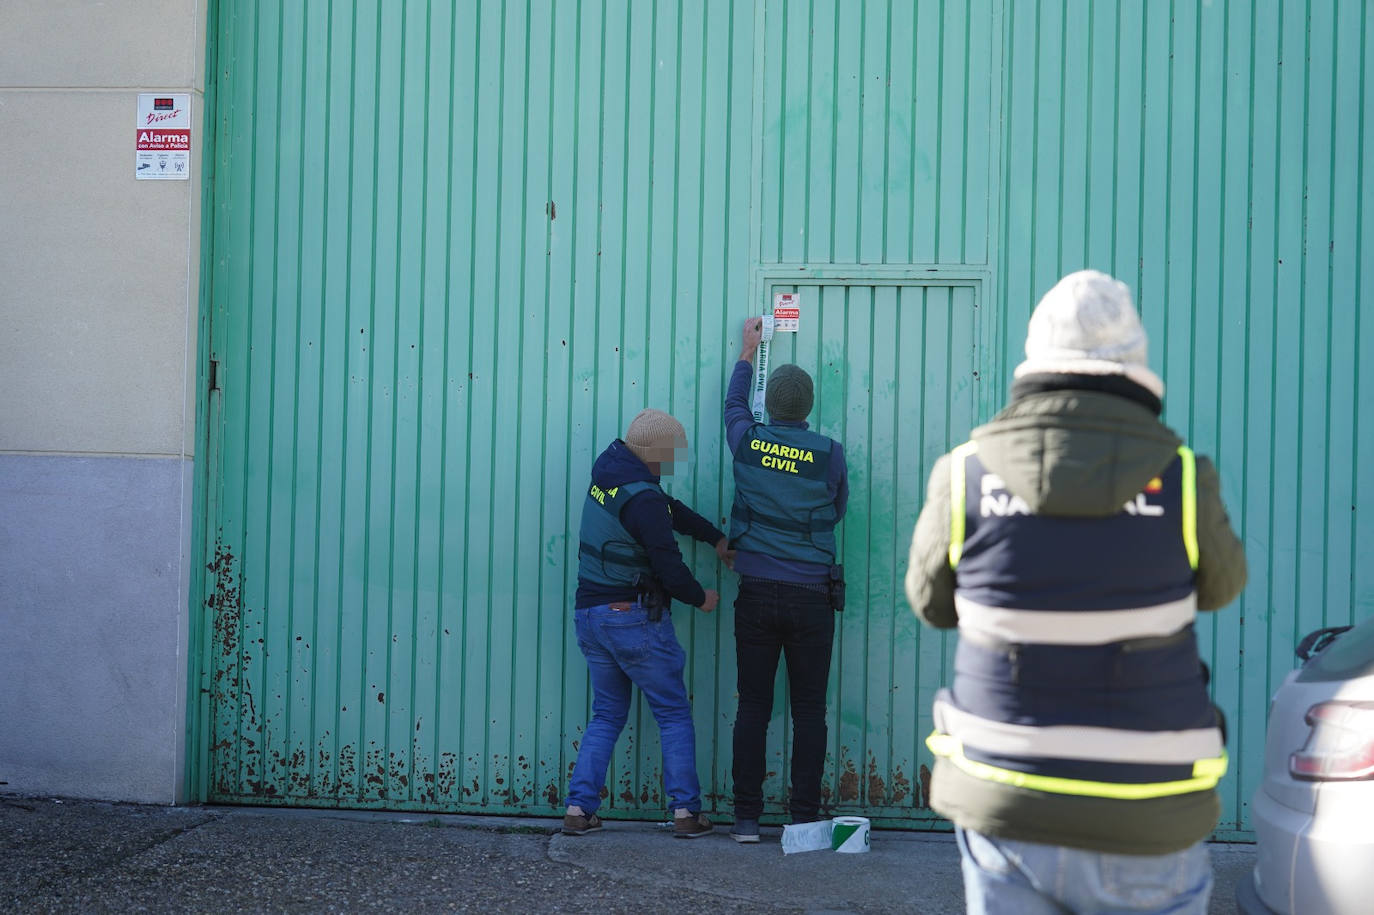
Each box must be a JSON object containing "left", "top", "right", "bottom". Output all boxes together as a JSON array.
[
  {"left": 564, "top": 603, "right": 701, "bottom": 815},
  {"left": 956, "top": 828, "right": 1212, "bottom": 915}
]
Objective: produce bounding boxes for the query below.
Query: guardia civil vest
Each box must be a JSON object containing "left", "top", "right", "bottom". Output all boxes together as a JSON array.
[
  {"left": 926, "top": 442, "right": 1228, "bottom": 801},
  {"left": 577, "top": 480, "right": 658, "bottom": 590},
  {"left": 728, "top": 424, "right": 837, "bottom": 565}
]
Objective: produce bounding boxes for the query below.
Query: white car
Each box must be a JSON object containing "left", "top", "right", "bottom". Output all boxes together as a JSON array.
[{"left": 1239, "top": 617, "right": 1374, "bottom": 914}]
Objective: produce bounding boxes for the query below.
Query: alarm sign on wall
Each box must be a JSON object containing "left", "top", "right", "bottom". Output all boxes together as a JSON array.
[{"left": 136, "top": 93, "right": 191, "bottom": 180}]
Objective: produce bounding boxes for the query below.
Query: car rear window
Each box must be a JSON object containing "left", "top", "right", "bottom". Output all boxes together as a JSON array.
[{"left": 1297, "top": 618, "right": 1374, "bottom": 682}]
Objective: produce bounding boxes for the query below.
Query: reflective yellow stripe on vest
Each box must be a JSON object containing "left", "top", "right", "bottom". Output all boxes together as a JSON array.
[
  {"left": 948, "top": 441, "right": 979, "bottom": 568},
  {"left": 1177, "top": 445, "right": 1199, "bottom": 571},
  {"left": 926, "top": 731, "right": 1227, "bottom": 800}
]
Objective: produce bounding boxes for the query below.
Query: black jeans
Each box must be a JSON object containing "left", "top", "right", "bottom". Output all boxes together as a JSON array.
[{"left": 731, "top": 578, "right": 835, "bottom": 822}]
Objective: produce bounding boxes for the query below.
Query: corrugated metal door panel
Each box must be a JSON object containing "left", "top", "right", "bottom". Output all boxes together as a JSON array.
[
  {"left": 995, "top": 1, "right": 1374, "bottom": 836},
  {"left": 747, "top": 0, "right": 1000, "bottom": 818},
  {"left": 751, "top": 281, "right": 984, "bottom": 818},
  {"left": 574, "top": 0, "right": 761, "bottom": 817},
  {"left": 206, "top": 0, "right": 762, "bottom": 812},
  {"left": 204, "top": 0, "right": 998, "bottom": 821},
  {"left": 758, "top": 0, "right": 997, "bottom": 266}
]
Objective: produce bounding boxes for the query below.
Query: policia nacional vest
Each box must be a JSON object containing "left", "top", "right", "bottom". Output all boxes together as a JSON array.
[
  {"left": 927, "top": 442, "right": 1228, "bottom": 804},
  {"left": 728, "top": 425, "right": 837, "bottom": 566},
  {"left": 577, "top": 480, "right": 658, "bottom": 590}
]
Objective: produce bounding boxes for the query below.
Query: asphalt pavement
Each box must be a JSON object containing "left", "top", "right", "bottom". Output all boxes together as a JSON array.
[{"left": 0, "top": 795, "right": 1255, "bottom": 913}]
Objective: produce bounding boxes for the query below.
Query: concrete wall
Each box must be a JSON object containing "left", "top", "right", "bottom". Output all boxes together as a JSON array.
[{"left": 0, "top": 1, "right": 206, "bottom": 803}]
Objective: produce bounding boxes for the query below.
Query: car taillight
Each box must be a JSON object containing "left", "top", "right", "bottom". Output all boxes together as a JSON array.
[{"left": 1289, "top": 701, "right": 1374, "bottom": 780}]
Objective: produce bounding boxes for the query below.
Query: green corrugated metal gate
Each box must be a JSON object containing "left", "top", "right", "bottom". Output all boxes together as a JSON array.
[{"left": 193, "top": 0, "right": 1374, "bottom": 838}]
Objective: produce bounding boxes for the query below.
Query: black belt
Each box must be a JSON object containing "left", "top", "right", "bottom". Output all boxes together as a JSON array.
[{"left": 740, "top": 576, "right": 830, "bottom": 594}]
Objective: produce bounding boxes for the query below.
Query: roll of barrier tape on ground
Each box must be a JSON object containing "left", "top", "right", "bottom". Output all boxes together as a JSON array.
[
  {"left": 780, "top": 819, "right": 833, "bottom": 855},
  {"left": 830, "top": 816, "right": 870, "bottom": 853},
  {"left": 751, "top": 315, "right": 776, "bottom": 423}
]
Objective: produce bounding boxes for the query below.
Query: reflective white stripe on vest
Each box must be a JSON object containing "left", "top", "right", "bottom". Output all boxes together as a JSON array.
[
  {"left": 933, "top": 696, "right": 1224, "bottom": 765},
  {"left": 953, "top": 593, "right": 1197, "bottom": 645}
]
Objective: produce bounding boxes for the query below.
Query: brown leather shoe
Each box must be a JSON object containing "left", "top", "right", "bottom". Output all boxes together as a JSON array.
[
  {"left": 673, "top": 811, "right": 713, "bottom": 838},
  {"left": 562, "top": 812, "right": 603, "bottom": 836}
]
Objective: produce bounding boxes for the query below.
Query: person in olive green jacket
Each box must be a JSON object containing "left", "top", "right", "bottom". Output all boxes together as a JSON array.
[{"left": 905, "top": 270, "right": 1246, "bottom": 914}]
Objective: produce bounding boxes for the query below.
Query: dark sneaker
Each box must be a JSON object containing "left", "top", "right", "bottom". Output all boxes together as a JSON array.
[
  {"left": 673, "top": 811, "right": 714, "bottom": 838},
  {"left": 729, "top": 818, "right": 760, "bottom": 843},
  {"left": 562, "top": 812, "right": 603, "bottom": 836}
]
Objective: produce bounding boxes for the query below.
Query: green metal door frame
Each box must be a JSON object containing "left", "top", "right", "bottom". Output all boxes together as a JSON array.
[{"left": 185, "top": 0, "right": 225, "bottom": 803}]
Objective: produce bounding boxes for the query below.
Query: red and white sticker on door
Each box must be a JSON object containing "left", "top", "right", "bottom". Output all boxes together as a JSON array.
[
  {"left": 772, "top": 293, "right": 800, "bottom": 332},
  {"left": 136, "top": 93, "right": 191, "bottom": 180}
]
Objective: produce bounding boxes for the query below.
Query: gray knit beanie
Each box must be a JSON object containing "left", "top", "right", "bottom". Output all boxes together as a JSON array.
[
  {"left": 1014, "top": 269, "right": 1165, "bottom": 398},
  {"left": 623, "top": 408, "right": 687, "bottom": 465},
  {"left": 765, "top": 364, "right": 814, "bottom": 422}
]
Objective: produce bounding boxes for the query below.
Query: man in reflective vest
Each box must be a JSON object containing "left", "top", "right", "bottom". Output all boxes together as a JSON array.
[
  {"left": 563, "top": 408, "right": 733, "bottom": 839},
  {"left": 725, "top": 318, "right": 849, "bottom": 843},
  {"left": 905, "top": 271, "right": 1246, "bottom": 913}
]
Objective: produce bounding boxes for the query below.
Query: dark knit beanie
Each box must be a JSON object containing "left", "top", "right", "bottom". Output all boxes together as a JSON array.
[
  {"left": 765, "top": 364, "right": 814, "bottom": 422},
  {"left": 623, "top": 408, "right": 686, "bottom": 465}
]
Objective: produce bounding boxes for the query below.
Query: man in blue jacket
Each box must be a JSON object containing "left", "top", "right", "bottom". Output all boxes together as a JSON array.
[
  {"left": 725, "top": 318, "right": 848, "bottom": 843},
  {"left": 563, "top": 407, "right": 732, "bottom": 839}
]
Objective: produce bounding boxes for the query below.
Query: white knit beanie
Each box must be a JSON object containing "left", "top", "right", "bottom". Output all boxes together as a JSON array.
[{"left": 1014, "top": 269, "right": 1165, "bottom": 398}]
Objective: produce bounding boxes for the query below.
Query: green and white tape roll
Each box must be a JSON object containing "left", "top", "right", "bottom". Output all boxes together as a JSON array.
[{"left": 830, "top": 816, "right": 870, "bottom": 853}]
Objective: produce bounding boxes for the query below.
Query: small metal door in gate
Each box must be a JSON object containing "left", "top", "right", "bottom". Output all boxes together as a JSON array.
[{"left": 748, "top": 277, "right": 987, "bottom": 820}]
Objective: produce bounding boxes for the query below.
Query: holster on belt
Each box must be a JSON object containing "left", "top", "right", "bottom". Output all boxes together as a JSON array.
[
  {"left": 633, "top": 572, "right": 668, "bottom": 622},
  {"left": 828, "top": 564, "right": 846, "bottom": 613}
]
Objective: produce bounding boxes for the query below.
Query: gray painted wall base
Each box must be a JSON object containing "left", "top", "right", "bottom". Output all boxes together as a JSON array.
[{"left": 0, "top": 453, "right": 191, "bottom": 803}]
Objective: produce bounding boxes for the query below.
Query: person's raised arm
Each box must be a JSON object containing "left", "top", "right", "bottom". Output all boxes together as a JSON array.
[{"left": 725, "top": 317, "right": 764, "bottom": 451}]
